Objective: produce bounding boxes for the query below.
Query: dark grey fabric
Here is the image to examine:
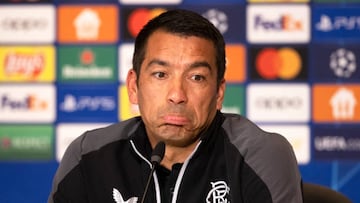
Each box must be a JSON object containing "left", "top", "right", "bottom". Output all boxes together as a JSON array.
[{"left": 222, "top": 113, "right": 303, "bottom": 202}]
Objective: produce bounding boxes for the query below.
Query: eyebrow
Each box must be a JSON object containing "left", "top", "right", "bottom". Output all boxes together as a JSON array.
[
  {"left": 147, "top": 59, "right": 168, "bottom": 68},
  {"left": 190, "top": 61, "right": 212, "bottom": 70},
  {"left": 146, "top": 59, "right": 212, "bottom": 71}
]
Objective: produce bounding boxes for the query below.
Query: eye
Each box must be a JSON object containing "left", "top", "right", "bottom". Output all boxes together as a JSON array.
[
  {"left": 153, "top": 72, "right": 167, "bottom": 79},
  {"left": 191, "top": 74, "right": 205, "bottom": 82}
]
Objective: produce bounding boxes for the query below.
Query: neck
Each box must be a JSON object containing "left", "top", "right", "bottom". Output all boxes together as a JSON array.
[{"left": 160, "top": 140, "right": 200, "bottom": 170}]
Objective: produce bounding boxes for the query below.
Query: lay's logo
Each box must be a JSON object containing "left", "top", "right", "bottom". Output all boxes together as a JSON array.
[
  {"left": 313, "top": 84, "right": 360, "bottom": 123},
  {"left": 0, "top": 46, "right": 55, "bottom": 82},
  {"left": 5, "top": 53, "right": 44, "bottom": 77}
]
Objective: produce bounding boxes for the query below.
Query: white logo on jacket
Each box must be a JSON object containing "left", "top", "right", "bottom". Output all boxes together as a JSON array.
[
  {"left": 113, "top": 188, "right": 138, "bottom": 203},
  {"left": 206, "top": 181, "right": 230, "bottom": 203}
]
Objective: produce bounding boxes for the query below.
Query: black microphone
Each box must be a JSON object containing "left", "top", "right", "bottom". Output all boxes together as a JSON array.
[{"left": 140, "top": 141, "right": 165, "bottom": 203}]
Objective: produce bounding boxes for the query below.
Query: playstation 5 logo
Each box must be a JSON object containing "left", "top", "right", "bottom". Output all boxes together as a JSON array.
[
  {"left": 60, "top": 94, "right": 115, "bottom": 112},
  {"left": 316, "top": 15, "right": 332, "bottom": 32},
  {"left": 316, "top": 14, "right": 360, "bottom": 32}
]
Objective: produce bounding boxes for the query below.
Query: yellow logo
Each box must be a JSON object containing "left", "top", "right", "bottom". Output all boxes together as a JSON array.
[{"left": 0, "top": 46, "right": 55, "bottom": 82}]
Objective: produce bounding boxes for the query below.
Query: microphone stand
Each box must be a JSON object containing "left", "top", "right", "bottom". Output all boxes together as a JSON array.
[{"left": 140, "top": 141, "right": 165, "bottom": 203}]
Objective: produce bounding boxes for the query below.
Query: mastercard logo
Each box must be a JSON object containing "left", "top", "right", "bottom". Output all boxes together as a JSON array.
[
  {"left": 255, "top": 47, "right": 302, "bottom": 80},
  {"left": 127, "top": 8, "right": 167, "bottom": 38}
]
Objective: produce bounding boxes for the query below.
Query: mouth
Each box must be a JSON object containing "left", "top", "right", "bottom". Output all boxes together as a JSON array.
[{"left": 163, "top": 115, "right": 189, "bottom": 126}]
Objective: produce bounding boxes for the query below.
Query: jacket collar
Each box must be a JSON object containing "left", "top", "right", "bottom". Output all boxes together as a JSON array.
[{"left": 129, "top": 111, "right": 225, "bottom": 162}]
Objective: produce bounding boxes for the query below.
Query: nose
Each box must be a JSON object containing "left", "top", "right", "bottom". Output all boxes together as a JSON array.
[{"left": 167, "top": 78, "right": 187, "bottom": 105}]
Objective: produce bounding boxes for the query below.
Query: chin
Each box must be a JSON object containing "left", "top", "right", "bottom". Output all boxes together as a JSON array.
[{"left": 163, "top": 135, "right": 200, "bottom": 148}]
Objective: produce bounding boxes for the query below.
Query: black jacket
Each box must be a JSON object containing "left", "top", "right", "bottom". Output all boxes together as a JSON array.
[{"left": 49, "top": 112, "right": 303, "bottom": 203}]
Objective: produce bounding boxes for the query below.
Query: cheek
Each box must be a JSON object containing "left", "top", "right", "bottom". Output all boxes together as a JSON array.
[
  {"left": 137, "top": 89, "right": 160, "bottom": 112},
  {"left": 192, "top": 93, "right": 218, "bottom": 114}
]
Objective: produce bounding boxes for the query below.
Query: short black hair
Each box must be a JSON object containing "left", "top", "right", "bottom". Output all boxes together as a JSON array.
[{"left": 132, "top": 9, "right": 226, "bottom": 87}]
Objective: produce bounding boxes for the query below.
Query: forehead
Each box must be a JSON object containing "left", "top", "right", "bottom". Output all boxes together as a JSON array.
[{"left": 144, "top": 30, "right": 217, "bottom": 62}]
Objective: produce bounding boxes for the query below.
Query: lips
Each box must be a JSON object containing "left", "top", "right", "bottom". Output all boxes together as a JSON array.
[{"left": 163, "top": 115, "right": 189, "bottom": 126}]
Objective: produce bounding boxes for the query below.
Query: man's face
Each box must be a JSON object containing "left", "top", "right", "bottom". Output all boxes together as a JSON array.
[{"left": 127, "top": 30, "right": 225, "bottom": 147}]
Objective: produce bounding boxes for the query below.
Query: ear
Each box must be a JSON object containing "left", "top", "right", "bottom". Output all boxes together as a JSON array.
[
  {"left": 216, "top": 79, "right": 226, "bottom": 110},
  {"left": 126, "top": 69, "right": 138, "bottom": 105}
]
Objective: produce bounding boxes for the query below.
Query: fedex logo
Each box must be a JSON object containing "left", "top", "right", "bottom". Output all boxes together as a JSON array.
[
  {"left": 254, "top": 15, "right": 303, "bottom": 31},
  {"left": 1, "top": 94, "right": 47, "bottom": 110},
  {"left": 0, "top": 84, "right": 55, "bottom": 123},
  {"left": 247, "top": 5, "right": 310, "bottom": 43}
]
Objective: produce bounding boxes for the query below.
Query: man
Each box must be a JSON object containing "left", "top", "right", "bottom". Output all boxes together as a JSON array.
[{"left": 49, "top": 9, "right": 303, "bottom": 203}]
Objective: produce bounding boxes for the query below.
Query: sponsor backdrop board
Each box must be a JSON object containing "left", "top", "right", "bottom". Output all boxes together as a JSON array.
[{"left": 0, "top": 0, "right": 359, "bottom": 203}]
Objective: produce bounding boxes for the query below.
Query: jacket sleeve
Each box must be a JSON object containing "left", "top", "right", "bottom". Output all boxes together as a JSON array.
[
  {"left": 48, "top": 133, "right": 88, "bottom": 203},
  {"left": 222, "top": 114, "right": 303, "bottom": 203},
  {"left": 244, "top": 132, "right": 303, "bottom": 203}
]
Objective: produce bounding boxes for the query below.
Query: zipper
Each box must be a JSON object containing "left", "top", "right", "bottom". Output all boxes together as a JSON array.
[
  {"left": 170, "top": 141, "right": 202, "bottom": 203},
  {"left": 130, "top": 140, "right": 162, "bottom": 203},
  {"left": 130, "top": 139, "right": 203, "bottom": 203}
]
